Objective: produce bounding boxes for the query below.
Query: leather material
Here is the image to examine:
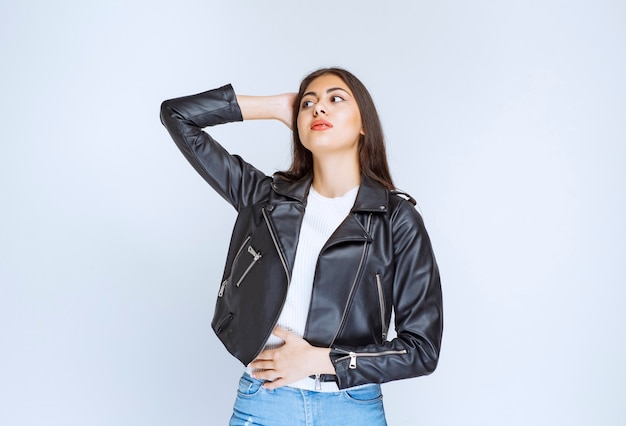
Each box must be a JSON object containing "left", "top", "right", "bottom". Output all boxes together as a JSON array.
[{"left": 161, "top": 85, "right": 443, "bottom": 389}]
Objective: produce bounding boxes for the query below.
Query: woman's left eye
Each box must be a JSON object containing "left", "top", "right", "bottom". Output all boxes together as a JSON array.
[{"left": 330, "top": 95, "right": 344, "bottom": 103}]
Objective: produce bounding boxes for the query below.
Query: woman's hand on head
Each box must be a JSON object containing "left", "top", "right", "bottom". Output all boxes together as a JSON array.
[
  {"left": 236, "top": 93, "right": 297, "bottom": 130},
  {"left": 248, "top": 327, "right": 334, "bottom": 389},
  {"left": 278, "top": 92, "right": 297, "bottom": 129}
]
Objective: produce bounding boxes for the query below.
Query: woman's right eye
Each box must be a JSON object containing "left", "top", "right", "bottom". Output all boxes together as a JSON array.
[{"left": 301, "top": 100, "right": 314, "bottom": 108}]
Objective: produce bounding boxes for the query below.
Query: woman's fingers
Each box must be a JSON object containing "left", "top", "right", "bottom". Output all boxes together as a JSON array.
[
  {"left": 251, "top": 368, "right": 288, "bottom": 390},
  {"left": 262, "top": 377, "right": 287, "bottom": 390},
  {"left": 253, "top": 347, "right": 275, "bottom": 361},
  {"left": 249, "top": 359, "right": 272, "bottom": 370},
  {"left": 248, "top": 327, "right": 328, "bottom": 389}
]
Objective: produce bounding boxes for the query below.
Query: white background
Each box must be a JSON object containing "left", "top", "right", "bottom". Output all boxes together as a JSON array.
[{"left": 1, "top": 1, "right": 625, "bottom": 425}]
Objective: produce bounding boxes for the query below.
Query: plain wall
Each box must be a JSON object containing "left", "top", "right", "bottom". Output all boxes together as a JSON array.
[{"left": 1, "top": 1, "right": 625, "bottom": 425}]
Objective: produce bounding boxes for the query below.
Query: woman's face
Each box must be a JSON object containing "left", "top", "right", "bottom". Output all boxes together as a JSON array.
[{"left": 297, "top": 74, "right": 364, "bottom": 159}]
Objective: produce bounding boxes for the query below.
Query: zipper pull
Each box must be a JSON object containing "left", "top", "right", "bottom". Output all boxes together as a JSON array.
[
  {"left": 218, "top": 279, "right": 228, "bottom": 297},
  {"left": 247, "top": 246, "right": 262, "bottom": 261},
  {"left": 349, "top": 352, "right": 357, "bottom": 369},
  {"left": 315, "top": 374, "right": 321, "bottom": 391}
]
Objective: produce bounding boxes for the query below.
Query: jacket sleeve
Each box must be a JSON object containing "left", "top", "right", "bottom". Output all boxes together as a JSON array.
[
  {"left": 160, "top": 84, "right": 270, "bottom": 211},
  {"left": 329, "top": 200, "right": 443, "bottom": 388}
]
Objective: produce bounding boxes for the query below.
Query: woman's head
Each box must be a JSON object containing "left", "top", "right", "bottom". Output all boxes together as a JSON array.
[{"left": 280, "top": 67, "right": 394, "bottom": 190}]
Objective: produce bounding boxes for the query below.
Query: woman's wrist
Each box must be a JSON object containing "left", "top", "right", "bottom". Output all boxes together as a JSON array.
[
  {"left": 312, "top": 347, "right": 335, "bottom": 375},
  {"left": 236, "top": 93, "right": 295, "bottom": 128}
]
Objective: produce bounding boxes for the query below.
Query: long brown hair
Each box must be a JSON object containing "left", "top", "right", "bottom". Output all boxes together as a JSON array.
[{"left": 276, "top": 67, "right": 394, "bottom": 190}]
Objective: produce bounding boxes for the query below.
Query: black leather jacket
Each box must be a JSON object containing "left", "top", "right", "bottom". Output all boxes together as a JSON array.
[{"left": 160, "top": 84, "right": 443, "bottom": 389}]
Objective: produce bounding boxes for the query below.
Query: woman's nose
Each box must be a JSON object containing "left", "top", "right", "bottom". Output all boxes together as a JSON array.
[{"left": 313, "top": 103, "right": 326, "bottom": 116}]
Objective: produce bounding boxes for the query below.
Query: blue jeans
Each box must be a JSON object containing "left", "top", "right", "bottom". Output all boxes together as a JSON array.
[{"left": 229, "top": 373, "right": 387, "bottom": 426}]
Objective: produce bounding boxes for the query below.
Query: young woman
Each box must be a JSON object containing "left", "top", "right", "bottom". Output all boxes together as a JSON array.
[{"left": 160, "top": 68, "right": 443, "bottom": 425}]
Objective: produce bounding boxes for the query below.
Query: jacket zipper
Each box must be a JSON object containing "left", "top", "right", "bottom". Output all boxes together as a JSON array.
[
  {"left": 261, "top": 207, "right": 290, "bottom": 285},
  {"left": 218, "top": 235, "right": 251, "bottom": 297},
  {"left": 328, "top": 213, "right": 373, "bottom": 347},
  {"left": 333, "top": 348, "right": 408, "bottom": 369},
  {"left": 235, "top": 246, "right": 262, "bottom": 287},
  {"left": 375, "top": 273, "right": 386, "bottom": 341}
]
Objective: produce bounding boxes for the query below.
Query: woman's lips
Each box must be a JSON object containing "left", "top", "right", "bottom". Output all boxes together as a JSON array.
[{"left": 311, "top": 120, "right": 333, "bottom": 130}]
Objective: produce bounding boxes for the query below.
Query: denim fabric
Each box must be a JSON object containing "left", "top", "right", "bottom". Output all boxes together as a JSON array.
[{"left": 229, "top": 373, "right": 387, "bottom": 426}]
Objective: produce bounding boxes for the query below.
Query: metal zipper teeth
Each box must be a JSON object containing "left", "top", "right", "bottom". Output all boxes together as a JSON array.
[
  {"left": 218, "top": 235, "right": 252, "bottom": 297},
  {"left": 261, "top": 207, "right": 290, "bottom": 285},
  {"left": 234, "top": 246, "right": 262, "bottom": 287},
  {"left": 334, "top": 349, "right": 408, "bottom": 369},
  {"left": 234, "top": 235, "right": 252, "bottom": 262},
  {"left": 375, "top": 273, "right": 386, "bottom": 341},
  {"left": 335, "top": 349, "right": 409, "bottom": 359},
  {"left": 218, "top": 280, "right": 227, "bottom": 297},
  {"left": 328, "top": 213, "right": 373, "bottom": 348}
]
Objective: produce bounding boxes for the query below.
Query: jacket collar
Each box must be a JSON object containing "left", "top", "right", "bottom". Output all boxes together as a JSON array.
[{"left": 271, "top": 173, "right": 389, "bottom": 213}]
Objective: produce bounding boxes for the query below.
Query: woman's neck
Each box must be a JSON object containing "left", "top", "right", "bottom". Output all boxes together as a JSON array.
[{"left": 311, "top": 155, "right": 360, "bottom": 198}]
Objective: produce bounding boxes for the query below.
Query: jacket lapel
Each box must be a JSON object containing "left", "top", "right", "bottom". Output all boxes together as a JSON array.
[
  {"left": 267, "top": 174, "right": 389, "bottom": 277},
  {"left": 322, "top": 213, "right": 372, "bottom": 251}
]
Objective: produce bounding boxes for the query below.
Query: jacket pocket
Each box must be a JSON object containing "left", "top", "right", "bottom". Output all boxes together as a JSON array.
[
  {"left": 375, "top": 273, "right": 387, "bottom": 341},
  {"left": 234, "top": 245, "right": 262, "bottom": 287},
  {"left": 218, "top": 236, "right": 262, "bottom": 297},
  {"left": 215, "top": 313, "right": 234, "bottom": 334}
]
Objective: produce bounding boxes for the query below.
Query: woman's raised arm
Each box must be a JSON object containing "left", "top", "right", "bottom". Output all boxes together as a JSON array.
[{"left": 160, "top": 85, "right": 291, "bottom": 210}]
